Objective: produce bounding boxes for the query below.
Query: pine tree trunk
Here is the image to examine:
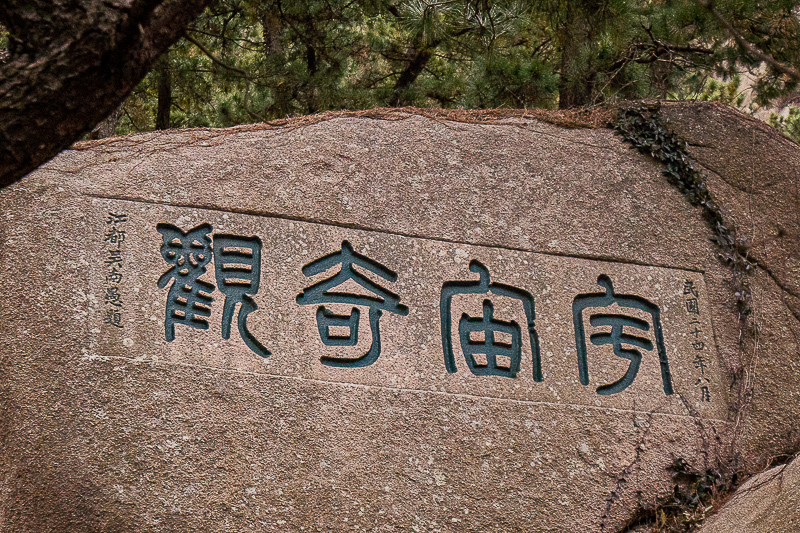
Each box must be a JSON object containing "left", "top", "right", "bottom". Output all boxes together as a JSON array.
[
  {"left": 389, "top": 40, "right": 439, "bottom": 107},
  {"left": 306, "top": 41, "right": 318, "bottom": 114},
  {"left": 87, "top": 107, "right": 122, "bottom": 140},
  {"left": 0, "top": 0, "right": 213, "bottom": 188},
  {"left": 262, "top": 10, "right": 282, "bottom": 56},
  {"left": 557, "top": 1, "right": 599, "bottom": 109},
  {"left": 156, "top": 54, "right": 172, "bottom": 130},
  {"left": 558, "top": 27, "right": 593, "bottom": 109}
]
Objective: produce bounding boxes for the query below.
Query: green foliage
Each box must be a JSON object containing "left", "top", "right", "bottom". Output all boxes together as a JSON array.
[
  {"left": 699, "top": 76, "right": 745, "bottom": 107},
  {"left": 116, "top": 0, "right": 800, "bottom": 134},
  {"left": 770, "top": 106, "right": 800, "bottom": 144},
  {"left": 463, "top": 54, "right": 558, "bottom": 109}
]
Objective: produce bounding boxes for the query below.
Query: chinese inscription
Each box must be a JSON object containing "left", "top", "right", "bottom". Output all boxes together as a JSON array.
[
  {"left": 296, "top": 240, "right": 409, "bottom": 368},
  {"left": 440, "top": 260, "right": 540, "bottom": 379},
  {"left": 572, "top": 275, "right": 673, "bottom": 396},
  {"left": 156, "top": 223, "right": 270, "bottom": 358},
  {"left": 214, "top": 234, "right": 270, "bottom": 357},
  {"left": 140, "top": 217, "right": 715, "bottom": 402},
  {"left": 684, "top": 280, "right": 711, "bottom": 402},
  {"left": 103, "top": 212, "right": 128, "bottom": 329}
]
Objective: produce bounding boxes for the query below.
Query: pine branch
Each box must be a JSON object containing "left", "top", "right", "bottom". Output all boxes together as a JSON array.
[
  {"left": 698, "top": 0, "right": 800, "bottom": 82},
  {"left": 184, "top": 33, "right": 248, "bottom": 77}
]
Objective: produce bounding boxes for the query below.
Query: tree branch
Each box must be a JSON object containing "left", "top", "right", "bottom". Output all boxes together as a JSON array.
[
  {"left": 184, "top": 33, "right": 248, "bottom": 76},
  {"left": 698, "top": 0, "right": 800, "bottom": 82},
  {"left": 0, "top": 0, "right": 214, "bottom": 188}
]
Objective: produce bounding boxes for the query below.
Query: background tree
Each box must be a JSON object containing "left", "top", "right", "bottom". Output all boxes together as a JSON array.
[
  {"left": 113, "top": 0, "right": 800, "bottom": 134},
  {"left": 3, "top": 0, "right": 800, "bottom": 188}
]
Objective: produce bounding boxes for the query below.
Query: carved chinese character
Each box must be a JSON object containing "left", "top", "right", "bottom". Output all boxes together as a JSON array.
[
  {"left": 103, "top": 226, "right": 126, "bottom": 245},
  {"left": 213, "top": 234, "right": 270, "bottom": 358},
  {"left": 693, "top": 353, "right": 708, "bottom": 375},
  {"left": 104, "top": 286, "right": 123, "bottom": 307},
  {"left": 107, "top": 213, "right": 128, "bottom": 224},
  {"left": 104, "top": 309, "right": 123, "bottom": 328},
  {"left": 156, "top": 223, "right": 270, "bottom": 358},
  {"left": 297, "top": 240, "right": 408, "bottom": 367},
  {"left": 106, "top": 268, "right": 123, "bottom": 285},
  {"left": 105, "top": 249, "right": 123, "bottom": 267},
  {"left": 683, "top": 280, "right": 699, "bottom": 297},
  {"left": 440, "top": 260, "right": 540, "bottom": 379},
  {"left": 572, "top": 275, "right": 673, "bottom": 395},
  {"left": 700, "top": 386, "right": 711, "bottom": 402},
  {"left": 157, "top": 223, "right": 215, "bottom": 341}
]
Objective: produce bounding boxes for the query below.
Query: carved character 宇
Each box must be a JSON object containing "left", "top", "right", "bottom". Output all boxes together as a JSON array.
[{"left": 572, "top": 275, "right": 673, "bottom": 396}]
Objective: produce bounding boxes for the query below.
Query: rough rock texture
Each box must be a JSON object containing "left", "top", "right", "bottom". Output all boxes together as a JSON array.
[
  {"left": 697, "top": 455, "right": 800, "bottom": 533},
  {"left": 0, "top": 103, "right": 798, "bottom": 531},
  {"left": 660, "top": 102, "right": 800, "bottom": 474}
]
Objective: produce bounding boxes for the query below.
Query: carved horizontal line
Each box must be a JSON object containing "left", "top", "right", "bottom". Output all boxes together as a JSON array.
[
  {"left": 87, "top": 194, "right": 707, "bottom": 274},
  {"left": 83, "top": 353, "right": 728, "bottom": 423}
]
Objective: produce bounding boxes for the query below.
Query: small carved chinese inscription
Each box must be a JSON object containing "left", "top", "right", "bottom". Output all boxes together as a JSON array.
[
  {"left": 102, "top": 212, "right": 128, "bottom": 329},
  {"left": 684, "top": 280, "right": 712, "bottom": 402}
]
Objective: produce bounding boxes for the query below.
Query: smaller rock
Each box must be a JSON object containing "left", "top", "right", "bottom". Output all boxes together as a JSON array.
[{"left": 698, "top": 455, "right": 800, "bottom": 533}]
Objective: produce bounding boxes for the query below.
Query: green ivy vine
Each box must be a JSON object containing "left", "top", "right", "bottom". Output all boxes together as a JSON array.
[{"left": 614, "top": 103, "right": 755, "bottom": 314}]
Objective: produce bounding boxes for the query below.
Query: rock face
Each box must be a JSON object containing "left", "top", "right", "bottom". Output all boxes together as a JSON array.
[
  {"left": 660, "top": 102, "right": 800, "bottom": 474},
  {"left": 697, "top": 455, "right": 800, "bottom": 533},
  {"left": 0, "top": 104, "right": 798, "bottom": 531}
]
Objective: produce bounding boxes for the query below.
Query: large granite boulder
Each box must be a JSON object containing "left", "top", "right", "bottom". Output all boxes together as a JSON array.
[{"left": 0, "top": 103, "right": 797, "bottom": 531}]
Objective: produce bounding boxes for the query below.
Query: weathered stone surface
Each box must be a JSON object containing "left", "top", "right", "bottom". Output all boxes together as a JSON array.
[
  {"left": 1, "top": 104, "right": 798, "bottom": 531},
  {"left": 660, "top": 102, "right": 800, "bottom": 473},
  {"left": 697, "top": 455, "right": 800, "bottom": 533}
]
